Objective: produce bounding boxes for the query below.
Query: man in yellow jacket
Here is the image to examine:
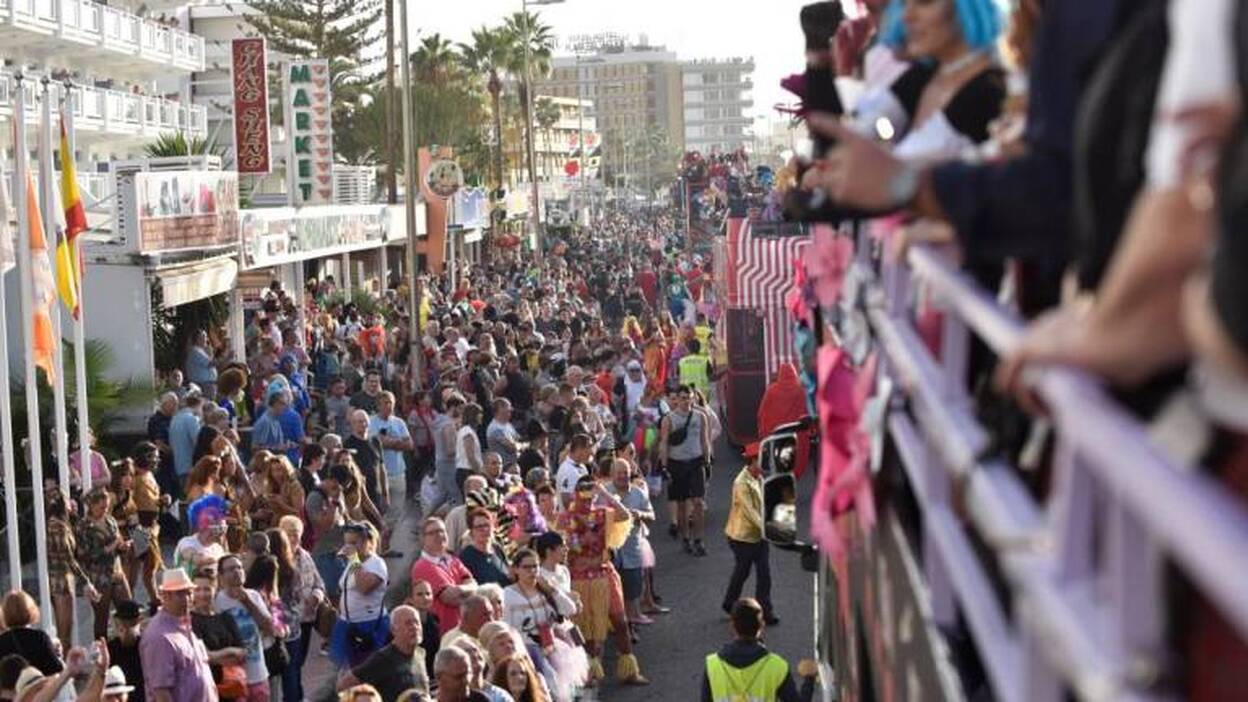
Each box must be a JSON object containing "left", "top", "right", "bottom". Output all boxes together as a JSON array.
[{"left": 720, "top": 442, "right": 777, "bottom": 624}]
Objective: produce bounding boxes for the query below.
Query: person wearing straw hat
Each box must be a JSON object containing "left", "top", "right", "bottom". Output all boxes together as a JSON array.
[{"left": 139, "top": 569, "right": 218, "bottom": 702}]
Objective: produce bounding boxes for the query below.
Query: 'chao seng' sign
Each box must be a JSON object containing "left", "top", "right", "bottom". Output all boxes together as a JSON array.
[
  {"left": 283, "top": 59, "right": 334, "bottom": 205},
  {"left": 231, "top": 38, "right": 271, "bottom": 174}
]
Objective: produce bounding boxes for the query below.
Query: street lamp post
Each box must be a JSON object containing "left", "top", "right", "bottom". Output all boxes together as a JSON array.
[
  {"left": 521, "top": 0, "right": 563, "bottom": 255},
  {"left": 398, "top": 0, "right": 422, "bottom": 388}
]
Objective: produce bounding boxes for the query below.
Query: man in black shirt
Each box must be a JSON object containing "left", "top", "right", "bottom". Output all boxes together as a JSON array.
[
  {"left": 498, "top": 354, "right": 534, "bottom": 423},
  {"left": 344, "top": 409, "right": 384, "bottom": 511},
  {"left": 338, "top": 606, "right": 429, "bottom": 701},
  {"left": 106, "top": 601, "right": 145, "bottom": 702},
  {"left": 350, "top": 370, "right": 384, "bottom": 415}
]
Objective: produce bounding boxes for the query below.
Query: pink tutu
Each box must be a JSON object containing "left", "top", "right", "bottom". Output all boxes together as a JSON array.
[
  {"left": 547, "top": 635, "right": 590, "bottom": 702},
  {"left": 639, "top": 536, "right": 656, "bottom": 569}
]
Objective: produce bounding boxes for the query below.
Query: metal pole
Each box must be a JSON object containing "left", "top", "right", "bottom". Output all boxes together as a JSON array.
[
  {"left": 576, "top": 54, "right": 586, "bottom": 201},
  {"left": 399, "top": 0, "right": 422, "bottom": 389},
  {"left": 14, "top": 73, "right": 54, "bottom": 631},
  {"left": 65, "top": 85, "right": 90, "bottom": 493},
  {"left": 521, "top": 0, "right": 542, "bottom": 255},
  {"left": 38, "top": 80, "right": 71, "bottom": 497},
  {"left": 0, "top": 143, "right": 22, "bottom": 593}
]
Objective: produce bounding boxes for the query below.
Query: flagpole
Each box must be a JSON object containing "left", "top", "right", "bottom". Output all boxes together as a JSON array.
[
  {"left": 14, "top": 73, "right": 55, "bottom": 629},
  {"left": 0, "top": 145, "right": 22, "bottom": 593},
  {"left": 65, "top": 83, "right": 90, "bottom": 492},
  {"left": 38, "top": 79, "right": 71, "bottom": 497}
]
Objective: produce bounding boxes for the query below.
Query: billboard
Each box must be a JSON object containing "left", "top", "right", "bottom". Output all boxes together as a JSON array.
[
  {"left": 239, "top": 205, "right": 390, "bottom": 270},
  {"left": 230, "top": 38, "right": 271, "bottom": 174},
  {"left": 133, "top": 171, "right": 239, "bottom": 253},
  {"left": 283, "top": 59, "right": 334, "bottom": 205}
]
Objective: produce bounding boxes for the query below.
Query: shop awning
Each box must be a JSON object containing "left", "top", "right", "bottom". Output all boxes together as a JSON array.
[{"left": 155, "top": 257, "right": 239, "bottom": 308}]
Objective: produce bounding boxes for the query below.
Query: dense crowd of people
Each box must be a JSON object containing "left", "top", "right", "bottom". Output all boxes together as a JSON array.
[
  {"left": 0, "top": 203, "right": 778, "bottom": 702},
  {"left": 4, "top": 0, "right": 1245, "bottom": 698}
]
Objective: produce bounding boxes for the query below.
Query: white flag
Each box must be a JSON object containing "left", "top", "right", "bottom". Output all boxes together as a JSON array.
[{"left": 0, "top": 152, "right": 13, "bottom": 275}]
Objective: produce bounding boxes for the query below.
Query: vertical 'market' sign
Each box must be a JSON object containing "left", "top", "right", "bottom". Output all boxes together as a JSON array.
[
  {"left": 283, "top": 59, "right": 333, "bottom": 206},
  {"left": 230, "top": 38, "right": 271, "bottom": 174}
]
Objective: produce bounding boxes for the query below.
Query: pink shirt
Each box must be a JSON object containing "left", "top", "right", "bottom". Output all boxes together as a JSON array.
[
  {"left": 410, "top": 553, "right": 474, "bottom": 631},
  {"left": 140, "top": 610, "right": 218, "bottom": 702}
]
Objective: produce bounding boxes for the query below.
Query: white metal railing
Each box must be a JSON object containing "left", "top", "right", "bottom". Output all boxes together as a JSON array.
[
  {"left": 0, "top": 0, "right": 204, "bottom": 74},
  {"left": 0, "top": 71, "right": 207, "bottom": 141},
  {"left": 852, "top": 240, "right": 1248, "bottom": 700}
]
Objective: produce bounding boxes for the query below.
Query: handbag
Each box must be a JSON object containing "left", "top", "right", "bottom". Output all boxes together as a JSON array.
[
  {"left": 217, "top": 663, "right": 247, "bottom": 700},
  {"left": 263, "top": 639, "right": 290, "bottom": 676},
  {"left": 666, "top": 411, "right": 693, "bottom": 446},
  {"left": 315, "top": 600, "right": 338, "bottom": 640}
]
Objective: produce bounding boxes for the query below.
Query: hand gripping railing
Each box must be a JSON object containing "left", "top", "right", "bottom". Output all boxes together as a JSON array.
[{"left": 867, "top": 245, "right": 1248, "bottom": 701}]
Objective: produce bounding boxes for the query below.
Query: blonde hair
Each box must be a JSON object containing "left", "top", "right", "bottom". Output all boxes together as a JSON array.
[{"left": 278, "top": 515, "right": 303, "bottom": 538}]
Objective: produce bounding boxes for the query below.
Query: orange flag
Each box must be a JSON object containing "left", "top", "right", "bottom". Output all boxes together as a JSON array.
[{"left": 25, "top": 171, "right": 57, "bottom": 383}]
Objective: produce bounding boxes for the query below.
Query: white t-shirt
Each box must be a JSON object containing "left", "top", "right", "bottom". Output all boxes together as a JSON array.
[
  {"left": 174, "top": 535, "right": 225, "bottom": 572},
  {"left": 555, "top": 458, "right": 587, "bottom": 497},
  {"left": 538, "top": 563, "right": 573, "bottom": 597},
  {"left": 340, "top": 554, "right": 389, "bottom": 622},
  {"left": 215, "top": 589, "right": 271, "bottom": 684},
  {"left": 455, "top": 426, "right": 481, "bottom": 472},
  {"left": 624, "top": 376, "right": 647, "bottom": 416},
  {"left": 1146, "top": 0, "right": 1236, "bottom": 188}
]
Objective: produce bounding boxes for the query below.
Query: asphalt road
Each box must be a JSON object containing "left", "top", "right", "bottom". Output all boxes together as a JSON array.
[{"left": 597, "top": 437, "right": 816, "bottom": 702}]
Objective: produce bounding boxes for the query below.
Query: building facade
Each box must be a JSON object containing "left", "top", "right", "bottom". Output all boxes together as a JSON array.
[
  {"left": 540, "top": 42, "right": 684, "bottom": 189},
  {"left": 681, "top": 57, "right": 755, "bottom": 154}
]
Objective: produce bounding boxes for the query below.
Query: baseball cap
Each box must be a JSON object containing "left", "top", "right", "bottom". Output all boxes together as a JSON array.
[
  {"left": 627, "top": 360, "right": 642, "bottom": 371},
  {"left": 743, "top": 442, "right": 761, "bottom": 459}
]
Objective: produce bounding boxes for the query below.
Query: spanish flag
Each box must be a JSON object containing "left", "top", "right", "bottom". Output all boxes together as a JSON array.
[
  {"left": 57, "top": 114, "right": 84, "bottom": 318},
  {"left": 25, "top": 171, "right": 58, "bottom": 383}
]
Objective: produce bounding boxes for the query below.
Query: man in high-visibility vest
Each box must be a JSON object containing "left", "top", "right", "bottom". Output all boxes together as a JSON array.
[
  {"left": 678, "top": 338, "right": 714, "bottom": 399},
  {"left": 701, "top": 598, "right": 813, "bottom": 702}
]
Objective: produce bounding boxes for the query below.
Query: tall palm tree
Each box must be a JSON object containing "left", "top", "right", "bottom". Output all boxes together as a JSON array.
[
  {"left": 411, "top": 33, "right": 459, "bottom": 87},
  {"left": 459, "top": 26, "right": 511, "bottom": 190},
  {"left": 501, "top": 11, "right": 555, "bottom": 181}
]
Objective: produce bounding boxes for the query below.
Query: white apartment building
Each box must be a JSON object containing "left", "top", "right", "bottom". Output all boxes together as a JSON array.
[
  {"left": 681, "top": 56, "right": 755, "bottom": 154},
  {"left": 521, "top": 94, "right": 599, "bottom": 185},
  {"left": 1, "top": 0, "right": 208, "bottom": 199}
]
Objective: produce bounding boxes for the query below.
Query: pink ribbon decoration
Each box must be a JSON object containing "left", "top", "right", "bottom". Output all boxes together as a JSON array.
[
  {"left": 810, "top": 347, "right": 879, "bottom": 565},
  {"left": 805, "top": 226, "right": 854, "bottom": 310}
]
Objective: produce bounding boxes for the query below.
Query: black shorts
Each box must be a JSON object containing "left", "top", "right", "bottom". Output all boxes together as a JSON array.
[{"left": 666, "top": 457, "right": 706, "bottom": 501}]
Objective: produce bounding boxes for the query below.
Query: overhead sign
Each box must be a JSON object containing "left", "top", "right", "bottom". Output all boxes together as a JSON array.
[
  {"left": 239, "top": 204, "right": 391, "bottom": 270},
  {"left": 451, "top": 188, "right": 488, "bottom": 229},
  {"left": 133, "top": 171, "right": 239, "bottom": 253},
  {"left": 283, "top": 59, "right": 334, "bottom": 205},
  {"left": 426, "top": 159, "right": 463, "bottom": 199},
  {"left": 230, "top": 38, "right": 271, "bottom": 174}
]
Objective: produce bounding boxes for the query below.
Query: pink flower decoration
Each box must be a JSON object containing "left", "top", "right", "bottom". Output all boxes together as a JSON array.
[{"left": 805, "top": 225, "right": 854, "bottom": 309}]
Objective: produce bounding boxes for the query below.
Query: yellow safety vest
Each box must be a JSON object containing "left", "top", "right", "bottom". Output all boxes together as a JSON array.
[
  {"left": 679, "top": 353, "right": 711, "bottom": 396},
  {"left": 705, "top": 652, "right": 790, "bottom": 702}
]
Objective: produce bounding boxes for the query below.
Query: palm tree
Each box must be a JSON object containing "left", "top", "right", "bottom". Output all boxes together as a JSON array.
[
  {"left": 501, "top": 11, "right": 555, "bottom": 181},
  {"left": 411, "top": 33, "right": 459, "bottom": 87},
  {"left": 534, "top": 97, "right": 561, "bottom": 181},
  {"left": 459, "top": 26, "right": 512, "bottom": 190}
]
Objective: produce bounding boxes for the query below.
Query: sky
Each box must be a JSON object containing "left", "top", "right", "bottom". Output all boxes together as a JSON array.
[{"left": 406, "top": 0, "right": 810, "bottom": 128}]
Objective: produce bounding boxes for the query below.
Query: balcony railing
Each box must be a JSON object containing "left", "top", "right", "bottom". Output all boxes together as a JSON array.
[
  {"left": 0, "top": 0, "right": 204, "bottom": 75},
  {"left": 848, "top": 237, "right": 1248, "bottom": 700},
  {"left": 0, "top": 71, "right": 207, "bottom": 141}
]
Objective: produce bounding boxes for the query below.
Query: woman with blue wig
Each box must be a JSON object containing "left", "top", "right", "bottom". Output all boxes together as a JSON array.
[{"left": 855, "top": 0, "right": 1007, "bottom": 163}]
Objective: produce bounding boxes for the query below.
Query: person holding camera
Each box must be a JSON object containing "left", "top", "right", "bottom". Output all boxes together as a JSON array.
[
  {"left": 330, "top": 522, "right": 390, "bottom": 669},
  {"left": 659, "top": 384, "right": 713, "bottom": 557}
]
